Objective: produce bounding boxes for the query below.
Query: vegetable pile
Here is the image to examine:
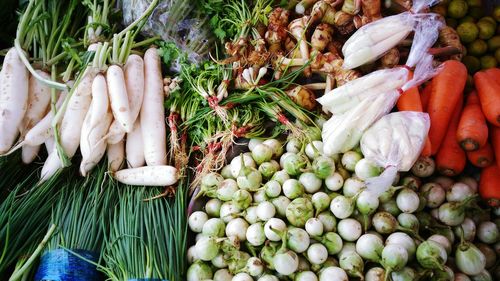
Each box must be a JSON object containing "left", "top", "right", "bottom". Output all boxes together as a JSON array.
[
  {"left": 0, "top": 0, "right": 500, "bottom": 280},
  {"left": 187, "top": 137, "right": 499, "bottom": 281}
]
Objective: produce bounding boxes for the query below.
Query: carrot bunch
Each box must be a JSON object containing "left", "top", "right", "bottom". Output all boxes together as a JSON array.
[{"left": 408, "top": 61, "right": 500, "bottom": 206}]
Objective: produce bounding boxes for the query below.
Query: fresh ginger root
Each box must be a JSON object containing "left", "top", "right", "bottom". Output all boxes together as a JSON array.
[
  {"left": 438, "top": 25, "right": 465, "bottom": 61},
  {"left": 379, "top": 47, "right": 400, "bottom": 68},
  {"left": 311, "top": 23, "right": 335, "bottom": 52},
  {"left": 361, "top": 0, "right": 381, "bottom": 25},
  {"left": 265, "top": 8, "right": 290, "bottom": 55}
]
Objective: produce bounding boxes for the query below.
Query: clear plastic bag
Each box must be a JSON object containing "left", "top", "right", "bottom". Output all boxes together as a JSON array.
[
  {"left": 119, "top": 0, "right": 213, "bottom": 63},
  {"left": 322, "top": 91, "right": 399, "bottom": 155},
  {"left": 342, "top": 0, "right": 442, "bottom": 69},
  {"left": 360, "top": 112, "right": 431, "bottom": 196}
]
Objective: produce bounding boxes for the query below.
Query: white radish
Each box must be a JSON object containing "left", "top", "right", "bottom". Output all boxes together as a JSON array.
[
  {"left": 107, "top": 64, "right": 133, "bottom": 133},
  {"left": 113, "top": 165, "right": 178, "bottom": 186},
  {"left": 106, "top": 122, "right": 126, "bottom": 144},
  {"left": 21, "top": 70, "right": 52, "bottom": 133},
  {"left": 73, "top": 43, "right": 99, "bottom": 98},
  {"left": 126, "top": 120, "right": 145, "bottom": 168},
  {"left": 40, "top": 85, "right": 92, "bottom": 180},
  {"left": 124, "top": 54, "right": 144, "bottom": 124},
  {"left": 141, "top": 48, "right": 167, "bottom": 166},
  {"left": 44, "top": 137, "right": 55, "bottom": 153},
  {"left": 80, "top": 107, "right": 113, "bottom": 176},
  {"left": 107, "top": 140, "right": 125, "bottom": 172},
  {"left": 21, "top": 91, "right": 67, "bottom": 147},
  {"left": 21, "top": 145, "right": 40, "bottom": 164},
  {"left": 20, "top": 71, "right": 53, "bottom": 164},
  {"left": 105, "top": 54, "right": 145, "bottom": 145},
  {"left": 89, "top": 74, "right": 109, "bottom": 129},
  {"left": 0, "top": 48, "right": 29, "bottom": 154}
]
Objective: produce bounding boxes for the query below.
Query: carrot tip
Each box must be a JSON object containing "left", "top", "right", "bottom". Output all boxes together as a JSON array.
[{"left": 460, "top": 139, "right": 480, "bottom": 151}]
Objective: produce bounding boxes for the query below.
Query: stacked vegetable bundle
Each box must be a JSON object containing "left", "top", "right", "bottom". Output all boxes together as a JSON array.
[
  {"left": 187, "top": 136, "right": 499, "bottom": 281},
  {"left": 0, "top": 0, "right": 178, "bottom": 187}
]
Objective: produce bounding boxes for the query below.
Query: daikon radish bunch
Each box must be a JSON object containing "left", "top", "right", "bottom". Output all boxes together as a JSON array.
[
  {"left": 360, "top": 112, "right": 431, "bottom": 196},
  {"left": 342, "top": 0, "right": 441, "bottom": 69}
]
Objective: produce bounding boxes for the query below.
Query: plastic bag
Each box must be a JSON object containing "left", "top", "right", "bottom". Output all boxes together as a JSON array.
[
  {"left": 318, "top": 14, "right": 442, "bottom": 115},
  {"left": 322, "top": 91, "right": 399, "bottom": 156},
  {"left": 342, "top": 0, "right": 441, "bottom": 69},
  {"left": 119, "top": 0, "right": 213, "bottom": 63},
  {"left": 360, "top": 111, "right": 431, "bottom": 196}
]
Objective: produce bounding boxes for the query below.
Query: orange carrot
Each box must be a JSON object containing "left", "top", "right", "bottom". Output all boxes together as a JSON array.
[
  {"left": 466, "top": 142, "right": 494, "bottom": 167},
  {"left": 479, "top": 164, "right": 500, "bottom": 207},
  {"left": 485, "top": 68, "right": 500, "bottom": 81},
  {"left": 436, "top": 95, "right": 465, "bottom": 176},
  {"left": 492, "top": 125, "right": 500, "bottom": 168},
  {"left": 474, "top": 71, "right": 500, "bottom": 127},
  {"left": 456, "top": 91, "right": 489, "bottom": 151},
  {"left": 397, "top": 74, "right": 432, "bottom": 156},
  {"left": 428, "top": 61, "right": 467, "bottom": 155},
  {"left": 420, "top": 80, "right": 433, "bottom": 112}
]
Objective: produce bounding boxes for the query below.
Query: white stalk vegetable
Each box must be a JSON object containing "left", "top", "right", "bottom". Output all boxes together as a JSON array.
[
  {"left": 79, "top": 107, "right": 113, "bottom": 176},
  {"left": 112, "top": 165, "right": 178, "bottom": 186},
  {"left": 141, "top": 47, "right": 167, "bottom": 166},
  {"left": 107, "top": 64, "right": 133, "bottom": 133},
  {"left": 107, "top": 140, "right": 124, "bottom": 172},
  {"left": 124, "top": 54, "right": 144, "bottom": 125},
  {"left": 0, "top": 48, "right": 29, "bottom": 154}
]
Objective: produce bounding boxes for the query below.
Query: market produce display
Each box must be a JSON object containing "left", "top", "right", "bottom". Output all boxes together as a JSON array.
[{"left": 0, "top": 0, "right": 499, "bottom": 280}]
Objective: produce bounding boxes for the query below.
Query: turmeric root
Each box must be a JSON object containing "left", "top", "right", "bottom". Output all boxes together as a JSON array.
[{"left": 286, "top": 85, "right": 317, "bottom": 110}]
